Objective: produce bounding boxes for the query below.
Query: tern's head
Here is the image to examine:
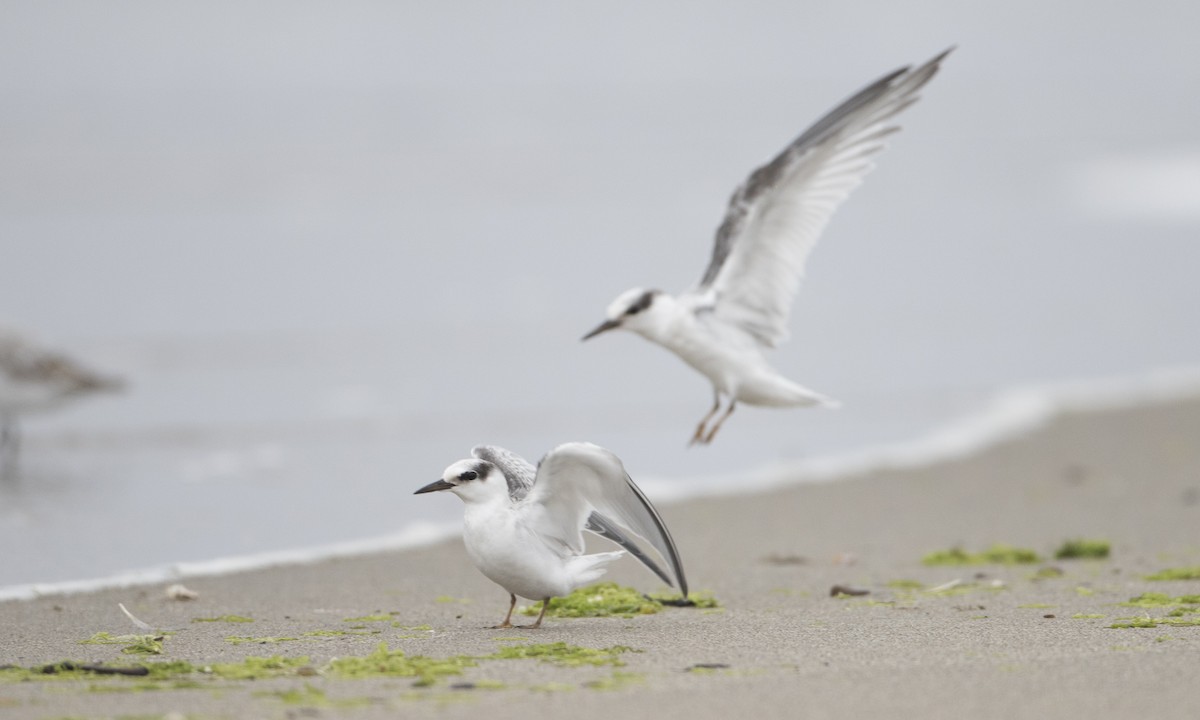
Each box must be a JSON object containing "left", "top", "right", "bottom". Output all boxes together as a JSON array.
[
  {"left": 582, "top": 288, "right": 669, "bottom": 341},
  {"left": 415, "top": 459, "right": 506, "bottom": 504}
]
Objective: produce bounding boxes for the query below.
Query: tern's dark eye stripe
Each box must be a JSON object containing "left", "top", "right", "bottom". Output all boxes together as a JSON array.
[
  {"left": 626, "top": 291, "right": 655, "bottom": 315},
  {"left": 459, "top": 470, "right": 478, "bottom": 481}
]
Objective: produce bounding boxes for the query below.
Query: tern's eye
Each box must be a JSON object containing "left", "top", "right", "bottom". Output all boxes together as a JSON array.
[
  {"left": 625, "top": 291, "right": 654, "bottom": 316},
  {"left": 459, "top": 470, "right": 478, "bottom": 482}
]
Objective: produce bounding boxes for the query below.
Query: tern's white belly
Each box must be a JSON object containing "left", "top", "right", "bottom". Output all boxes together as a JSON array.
[{"left": 461, "top": 507, "right": 573, "bottom": 601}]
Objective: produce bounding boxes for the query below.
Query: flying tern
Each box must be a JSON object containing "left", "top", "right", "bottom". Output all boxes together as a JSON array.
[
  {"left": 583, "top": 49, "right": 952, "bottom": 444},
  {"left": 415, "top": 442, "right": 687, "bottom": 629}
]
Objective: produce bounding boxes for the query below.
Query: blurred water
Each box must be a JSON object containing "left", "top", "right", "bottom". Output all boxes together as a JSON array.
[{"left": 3, "top": 1, "right": 1200, "bottom": 588}]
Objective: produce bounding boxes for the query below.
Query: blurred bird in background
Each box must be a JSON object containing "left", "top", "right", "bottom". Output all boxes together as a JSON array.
[{"left": 0, "top": 331, "right": 124, "bottom": 480}]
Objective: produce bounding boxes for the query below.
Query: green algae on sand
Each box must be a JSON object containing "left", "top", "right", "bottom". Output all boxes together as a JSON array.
[
  {"left": 486, "top": 642, "right": 635, "bottom": 667},
  {"left": 224, "top": 636, "right": 301, "bottom": 645},
  {"left": 1120, "top": 592, "right": 1200, "bottom": 608},
  {"left": 1145, "top": 567, "right": 1200, "bottom": 581},
  {"left": 518, "top": 582, "right": 720, "bottom": 618},
  {"left": 259, "top": 682, "right": 373, "bottom": 708},
  {"left": 342, "top": 614, "right": 393, "bottom": 623},
  {"left": 1054, "top": 538, "right": 1111, "bottom": 559},
  {"left": 1110, "top": 616, "right": 1200, "bottom": 629},
  {"left": 0, "top": 656, "right": 307, "bottom": 687},
  {"left": 205, "top": 656, "right": 312, "bottom": 680},
  {"left": 2, "top": 638, "right": 641, "bottom": 694},
  {"left": 325, "top": 642, "right": 476, "bottom": 686},
  {"left": 191, "top": 615, "right": 254, "bottom": 623},
  {"left": 519, "top": 583, "right": 659, "bottom": 618},
  {"left": 584, "top": 670, "right": 645, "bottom": 690},
  {"left": 79, "top": 633, "right": 165, "bottom": 655},
  {"left": 922, "top": 544, "right": 1042, "bottom": 566}
]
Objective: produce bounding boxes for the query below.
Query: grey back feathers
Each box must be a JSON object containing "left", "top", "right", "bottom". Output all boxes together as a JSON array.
[{"left": 472, "top": 445, "right": 536, "bottom": 501}]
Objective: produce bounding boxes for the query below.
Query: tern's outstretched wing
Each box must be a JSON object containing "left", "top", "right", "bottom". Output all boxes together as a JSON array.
[
  {"left": 523, "top": 442, "right": 687, "bottom": 595},
  {"left": 475, "top": 444, "right": 677, "bottom": 588},
  {"left": 689, "top": 48, "right": 951, "bottom": 348}
]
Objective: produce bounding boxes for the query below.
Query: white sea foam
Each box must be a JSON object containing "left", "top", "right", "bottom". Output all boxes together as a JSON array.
[
  {"left": 664, "top": 365, "right": 1200, "bottom": 499},
  {"left": 4, "top": 366, "right": 1200, "bottom": 604},
  {"left": 0, "top": 520, "right": 459, "bottom": 603}
]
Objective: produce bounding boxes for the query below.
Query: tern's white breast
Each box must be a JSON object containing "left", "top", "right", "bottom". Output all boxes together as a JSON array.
[
  {"left": 657, "top": 311, "right": 765, "bottom": 396},
  {"left": 461, "top": 502, "right": 574, "bottom": 601}
]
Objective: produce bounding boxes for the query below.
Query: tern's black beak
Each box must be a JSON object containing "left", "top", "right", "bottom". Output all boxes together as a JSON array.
[
  {"left": 414, "top": 479, "right": 455, "bottom": 495},
  {"left": 581, "top": 319, "right": 620, "bottom": 341}
]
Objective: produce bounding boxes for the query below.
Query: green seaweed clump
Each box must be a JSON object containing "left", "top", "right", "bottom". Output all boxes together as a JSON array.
[
  {"left": 192, "top": 615, "right": 254, "bottom": 623},
  {"left": 1054, "top": 539, "right": 1110, "bottom": 559},
  {"left": 1110, "top": 616, "right": 1200, "bottom": 629},
  {"left": 520, "top": 583, "right": 660, "bottom": 618},
  {"left": 206, "top": 655, "right": 311, "bottom": 680},
  {"left": 486, "top": 642, "right": 634, "bottom": 667},
  {"left": 325, "top": 642, "right": 475, "bottom": 686},
  {"left": 1145, "top": 567, "right": 1200, "bottom": 581},
  {"left": 1120, "top": 593, "right": 1194, "bottom": 608},
  {"left": 79, "top": 633, "right": 165, "bottom": 655},
  {"left": 1119, "top": 593, "right": 1200, "bottom": 622},
  {"left": 922, "top": 544, "right": 1042, "bottom": 566}
]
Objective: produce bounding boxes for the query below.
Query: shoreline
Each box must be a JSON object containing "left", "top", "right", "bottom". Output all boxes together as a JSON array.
[
  {"left": 2, "top": 381, "right": 1198, "bottom": 718},
  {"left": 5, "top": 365, "right": 1200, "bottom": 604}
]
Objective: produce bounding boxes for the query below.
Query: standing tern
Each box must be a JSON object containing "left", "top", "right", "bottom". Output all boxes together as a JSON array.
[
  {"left": 583, "top": 49, "right": 952, "bottom": 444},
  {"left": 0, "top": 331, "right": 124, "bottom": 480},
  {"left": 415, "top": 442, "right": 687, "bottom": 629}
]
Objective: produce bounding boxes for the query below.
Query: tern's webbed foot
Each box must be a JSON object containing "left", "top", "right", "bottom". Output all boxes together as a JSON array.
[{"left": 489, "top": 622, "right": 514, "bottom": 629}]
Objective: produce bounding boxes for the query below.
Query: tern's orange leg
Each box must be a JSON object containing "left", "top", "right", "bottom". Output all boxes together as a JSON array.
[
  {"left": 702, "top": 401, "right": 736, "bottom": 444},
  {"left": 519, "top": 598, "right": 551, "bottom": 629},
  {"left": 689, "top": 392, "right": 723, "bottom": 446},
  {"left": 491, "top": 593, "right": 517, "bottom": 629}
]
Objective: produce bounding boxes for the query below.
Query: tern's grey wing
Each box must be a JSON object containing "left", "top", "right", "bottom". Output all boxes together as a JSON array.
[
  {"left": 472, "top": 445, "right": 536, "bottom": 501},
  {"left": 690, "top": 48, "right": 951, "bottom": 348},
  {"left": 470, "top": 444, "right": 664, "bottom": 579},
  {"left": 584, "top": 513, "right": 675, "bottom": 588},
  {"left": 525, "top": 442, "right": 687, "bottom": 595}
]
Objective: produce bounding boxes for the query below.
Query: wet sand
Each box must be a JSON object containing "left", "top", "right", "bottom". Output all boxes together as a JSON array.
[{"left": 2, "top": 394, "right": 1198, "bottom": 719}]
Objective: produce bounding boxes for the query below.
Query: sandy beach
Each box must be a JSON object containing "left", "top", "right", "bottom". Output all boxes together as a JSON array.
[{"left": 2, "top": 393, "right": 1199, "bottom": 719}]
